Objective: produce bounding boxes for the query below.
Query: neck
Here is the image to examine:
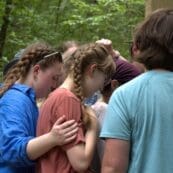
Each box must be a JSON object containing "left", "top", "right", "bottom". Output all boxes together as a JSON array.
[
  {"left": 16, "top": 77, "right": 33, "bottom": 88},
  {"left": 59, "top": 76, "right": 74, "bottom": 92},
  {"left": 16, "top": 69, "right": 34, "bottom": 88}
]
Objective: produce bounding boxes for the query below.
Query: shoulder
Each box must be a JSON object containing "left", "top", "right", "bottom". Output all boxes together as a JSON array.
[
  {"left": 0, "top": 84, "right": 37, "bottom": 114},
  {"left": 2, "top": 88, "right": 34, "bottom": 105},
  {"left": 48, "top": 88, "right": 80, "bottom": 103},
  {"left": 111, "top": 72, "right": 150, "bottom": 98},
  {"left": 41, "top": 88, "right": 81, "bottom": 115}
]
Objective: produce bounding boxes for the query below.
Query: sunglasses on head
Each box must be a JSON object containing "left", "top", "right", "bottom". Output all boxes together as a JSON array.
[{"left": 43, "top": 52, "right": 62, "bottom": 62}]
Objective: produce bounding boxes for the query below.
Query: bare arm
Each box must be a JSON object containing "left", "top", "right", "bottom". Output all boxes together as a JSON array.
[
  {"left": 101, "top": 138, "right": 130, "bottom": 173},
  {"left": 66, "top": 115, "right": 98, "bottom": 172},
  {"left": 27, "top": 115, "right": 78, "bottom": 160}
]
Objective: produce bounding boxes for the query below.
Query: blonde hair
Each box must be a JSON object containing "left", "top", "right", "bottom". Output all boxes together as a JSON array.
[
  {"left": 71, "top": 43, "right": 116, "bottom": 127},
  {"left": 0, "top": 42, "right": 62, "bottom": 96}
]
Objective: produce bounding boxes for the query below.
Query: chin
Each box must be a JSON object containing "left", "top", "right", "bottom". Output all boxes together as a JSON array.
[
  {"left": 40, "top": 92, "right": 49, "bottom": 99},
  {"left": 87, "top": 92, "right": 95, "bottom": 98},
  {"left": 83, "top": 88, "right": 96, "bottom": 98}
]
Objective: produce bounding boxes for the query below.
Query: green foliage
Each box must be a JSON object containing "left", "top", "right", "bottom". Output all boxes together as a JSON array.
[{"left": 0, "top": 0, "right": 145, "bottom": 81}]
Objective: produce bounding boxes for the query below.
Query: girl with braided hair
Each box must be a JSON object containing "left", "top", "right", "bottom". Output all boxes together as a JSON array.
[
  {"left": 36, "top": 43, "right": 116, "bottom": 173},
  {"left": 0, "top": 42, "right": 79, "bottom": 173}
]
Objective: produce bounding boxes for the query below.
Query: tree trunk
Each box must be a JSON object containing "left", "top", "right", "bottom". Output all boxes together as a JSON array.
[
  {"left": 145, "top": 0, "right": 173, "bottom": 17},
  {"left": 0, "top": 0, "right": 13, "bottom": 59}
]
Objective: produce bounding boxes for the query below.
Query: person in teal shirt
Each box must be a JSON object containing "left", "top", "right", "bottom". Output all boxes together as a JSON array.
[{"left": 100, "top": 8, "right": 173, "bottom": 173}]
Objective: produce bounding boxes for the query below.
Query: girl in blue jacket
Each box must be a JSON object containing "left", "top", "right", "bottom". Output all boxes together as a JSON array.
[{"left": 0, "top": 42, "right": 78, "bottom": 173}]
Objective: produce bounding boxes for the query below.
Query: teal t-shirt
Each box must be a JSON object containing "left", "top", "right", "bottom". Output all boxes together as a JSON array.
[{"left": 100, "top": 70, "right": 173, "bottom": 173}]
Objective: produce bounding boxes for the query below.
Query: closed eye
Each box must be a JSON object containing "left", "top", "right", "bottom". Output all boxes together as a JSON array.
[{"left": 52, "top": 74, "right": 62, "bottom": 81}]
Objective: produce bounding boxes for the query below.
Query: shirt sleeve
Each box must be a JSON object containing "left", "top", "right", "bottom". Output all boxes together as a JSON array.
[
  {"left": 100, "top": 89, "right": 131, "bottom": 141},
  {"left": 0, "top": 94, "right": 36, "bottom": 166},
  {"left": 54, "top": 96, "right": 85, "bottom": 150}
]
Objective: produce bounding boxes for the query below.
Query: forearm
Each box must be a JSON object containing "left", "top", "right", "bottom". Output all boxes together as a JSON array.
[
  {"left": 101, "top": 166, "right": 127, "bottom": 173},
  {"left": 77, "top": 129, "right": 98, "bottom": 169},
  {"left": 84, "top": 129, "right": 97, "bottom": 162},
  {"left": 26, "top": 132, "right": 56, "bottom": 160},
  {"left": 101, "top": 166, "right": 116, "bottom": 173},
  {"left": 82, "top": 114, "right": 98, "bottom": 166},
  {"left": 101, "top": 160, "right": 127, "bottom": 173},
  {"left": 101, "top": 156, "right": 128, "bottom": 173},
  {"left": 67, "top": 129, "right": 97, "bottom": 172}
]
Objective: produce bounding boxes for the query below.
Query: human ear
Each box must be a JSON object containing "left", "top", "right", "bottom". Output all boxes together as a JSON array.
[
  {"left": 33, "top": 64, "right": 41, "bottom": 79},
  {"left": 87, "top": 64, "right": 97, "bottom": 77},
  {"left": 111, "top": 79, "right": 119, "bottom": 91}
]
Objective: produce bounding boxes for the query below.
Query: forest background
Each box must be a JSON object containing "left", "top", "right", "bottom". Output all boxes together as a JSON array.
[{"left": 0, "top": 0, "right": 145, "bottom": 81}]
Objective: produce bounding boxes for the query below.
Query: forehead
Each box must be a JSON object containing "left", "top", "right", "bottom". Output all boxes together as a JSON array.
[{"left": 44, "top": 62, "right": 63, "bottom": 73}]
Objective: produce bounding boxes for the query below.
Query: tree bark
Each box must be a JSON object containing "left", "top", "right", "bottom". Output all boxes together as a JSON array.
[
  {"left": 0, "top": 0, "right": 13, "bottom": 59},
  {"left": 145, "top": 0, "right": 173, "bottom": 17}
]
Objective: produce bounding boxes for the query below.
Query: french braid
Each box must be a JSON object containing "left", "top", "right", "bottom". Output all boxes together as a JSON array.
[{"left": 72, "top": 43, "right": 116, "bottom": 128}]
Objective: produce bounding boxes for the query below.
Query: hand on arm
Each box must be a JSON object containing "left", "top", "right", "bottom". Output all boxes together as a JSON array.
[
  {"left": 27, "top": 115, "right": 78, "bottom": 160},
  {"left": 101, "top": 138, "right": 130, "bottom": 173}
]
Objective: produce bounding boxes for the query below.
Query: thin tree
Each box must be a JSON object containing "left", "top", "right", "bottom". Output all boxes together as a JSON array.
[{"left": 0, "top": 0, "right": 13, "bottom": 59}]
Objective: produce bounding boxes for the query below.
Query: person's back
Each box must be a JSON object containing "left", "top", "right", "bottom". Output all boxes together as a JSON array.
[
  {"left": 111, "top": 70, "right": 173, "bottom": 173},
  {"left": 101, "top": 8, "right": 173, "bottom": 173}
]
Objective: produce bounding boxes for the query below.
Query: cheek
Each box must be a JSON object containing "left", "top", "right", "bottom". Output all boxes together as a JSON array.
[
  {"left": 96, "top": 82, "right": 104, "bottom": 91},
  {"left": 42, "top": 74, "right": 51, "bottom": 83},
  {"left": 40, "top": 74, "right": 54, "bottom": 89},
  {"left": 57, "top": 75, "right": 65, "bottom": 86},
  {"left": 96, "top": 77, "right": 105, "bottom": 89},
  {"left": 91, "top": 81, "right": 103, "bottom": 93}
]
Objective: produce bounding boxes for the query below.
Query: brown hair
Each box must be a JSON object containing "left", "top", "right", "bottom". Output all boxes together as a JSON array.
[
  {"left": 58, "top": 40, "right": 79, "bottom": 53},
  {"left": 71, "top": 43, "right": 116, "bottom": 127},
  {"left": 57, "top": 40, "right": 80, "bottom": 78},
  {"left": 134, "top": 8, "right": 173, "bottom": 71},
  {"left": 0, "top": 42, "right": 62, "bottom": 96}
]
